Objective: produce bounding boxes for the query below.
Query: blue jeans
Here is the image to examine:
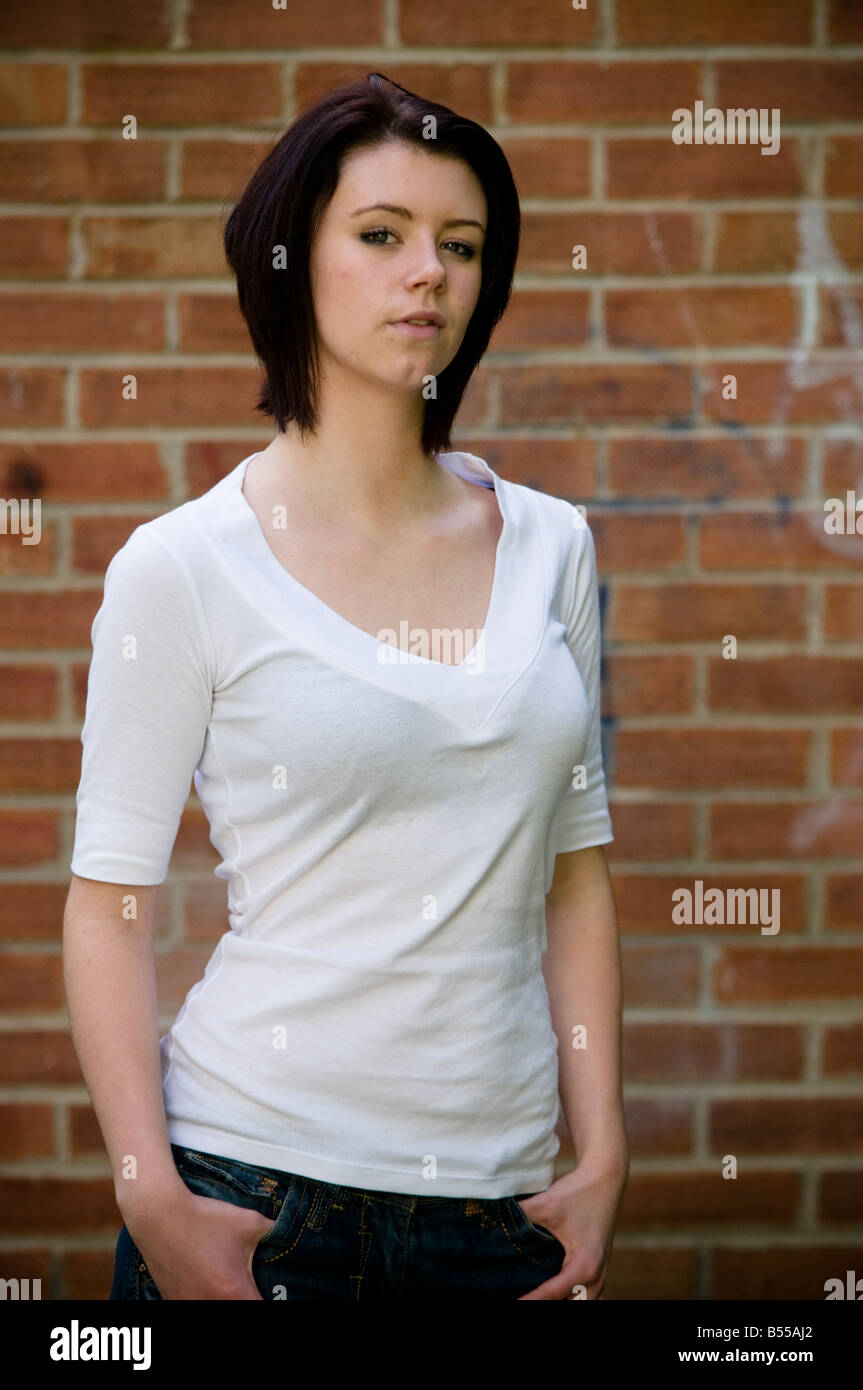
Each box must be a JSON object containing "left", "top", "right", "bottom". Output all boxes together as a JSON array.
[{"left": 110, "top": 1143, "right": 566, "bottom": 1300}]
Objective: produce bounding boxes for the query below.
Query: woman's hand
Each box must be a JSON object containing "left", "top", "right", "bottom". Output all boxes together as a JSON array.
[
  {"left": 124, "top": 1185, "right": 276, "bottom": 1300},
  {"left": 515, "top": 1155, "right": 629, "bottom": 1301}
]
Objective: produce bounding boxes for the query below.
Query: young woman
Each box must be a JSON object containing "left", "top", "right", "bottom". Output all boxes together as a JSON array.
[{"left": 63, "top": 73, "right": 628, "bottom": 1302}]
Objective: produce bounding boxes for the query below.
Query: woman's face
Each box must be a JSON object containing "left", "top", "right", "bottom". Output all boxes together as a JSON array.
[{"left": 308, "top": 140, "right": 487, "bottom": 395}]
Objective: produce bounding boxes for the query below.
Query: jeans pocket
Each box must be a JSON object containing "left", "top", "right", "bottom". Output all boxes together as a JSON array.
[
  {"left": 109, "top": 1223, "right": 162, "bottom": 1301},
  {"left": 172, "top": 1146, "right": 284, "bottom": 1247},
  {"left": 170, "top": 1145, "right": 332, "bottom": 1264},
  {"left": 500, "top": 1196, "right": 565, "bottom": 1268}
]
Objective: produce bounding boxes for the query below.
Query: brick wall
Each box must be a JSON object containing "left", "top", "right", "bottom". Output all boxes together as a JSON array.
[{"left": 1, "top": 0, "right": 862, "bottom": 1300}]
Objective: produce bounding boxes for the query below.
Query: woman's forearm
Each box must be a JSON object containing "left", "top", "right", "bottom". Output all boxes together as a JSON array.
[
  {"left": 543, "top": 845, "right": 628, "bottom": 1174},
  {"left": 62, "top": 884, "right": 187, "bottom": 1217}
]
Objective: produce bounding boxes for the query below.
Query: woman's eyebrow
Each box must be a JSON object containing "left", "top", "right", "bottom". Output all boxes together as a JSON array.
[{"left": 349, "top": 202, "right": 486, "bottom": 233}]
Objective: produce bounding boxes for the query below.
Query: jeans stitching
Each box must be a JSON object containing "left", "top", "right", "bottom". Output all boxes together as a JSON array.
[
  {"left": 497, "top": 1199, "right": 564, "bottom": 1270},
  {"left": 262, "top": 1178, "right": 320, "bottom": 1264}
]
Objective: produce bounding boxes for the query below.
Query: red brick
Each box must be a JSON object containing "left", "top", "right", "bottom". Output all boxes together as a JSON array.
[
  {"left": 79, "top": 368, "right": 265, "bottom": 428},
  {"left": 613, "top": 875, "right": 805, "bottom": 937},
  {"left": 64, "top": 1249, "right": 116, "bottom": 1300},
  {"left": 154, "top": 950, "right": 213, "bottom": 1010},
  {"left": 500, "top": 137, "right": 592, "bottom": 198},
  {"left": 0, "top": 442, "right": 168, "bottom": 503},
  {"left": 829, "top": 0, "right": 863, "bottom": 43},
  {"left": 68, "top": 1107, "right": 105, "bottom": 1157},
  {"left": 0, "top": 1246, "right": 53, "bottom": 1280},
  {"left": 0, "top": 1105, "right": 54, "bottom": 1159},
  {"left": 0, "top": 369, "right": 64, "bottom": 425},
  {"left": 2, "top": 0, "right": 169, "bottom": 48},
  {"left": 475, "top": 437, "right": 598, "bottom": 500},
  {"left": 819, "top": 1171, "right": 863, "bottom": 1222},
  {"left": 401, "top": 0, "right": 596, "bottom": 46},
  {"left": 622, "top": 947, "right": 700, "bottom": 1006},
  {"left": 624, "top": 1098, "right": 693, "bottom": 1155},
  {"left": 0, "top": 64, "right": 67, "bottom": 124},
  {"left": 824, "top": 439, "right": 863, "bottom": 497},
  {"left": 616, "top": 0, "right": 812, "bottom": 45},
  {"left": 820, "top": 284, "right": 863, "bottom": 347},
  {"left": 828, "top": 213, "right": 863, "bottom": 269},
  {"left": 183, "top": 438, "right": 274, "bottom": 498},
  {"left": 605, "top": 1247, "right": 697, "bottom": 1300},
  {"left": 180, "top": 139, "right": 274, "bottom": 201},
  {"left": 168, "top": 807, "right": 219, "bottom": 870},
  {"left": 0, "top": 950, "right": 63, "bottom": 1017},
  {"left": 822, "top": 1022, "right": 863, "bottom": 1072},
  {"left": 495, "top": 289, "right": 591, "bottom": 350},
  {"left": 0, "top": 141, "right": 165, "bottom": 203},
  {"left": 0, "top": 884, "right": 65, "bottom": 943},
  {"left": 700, "top": 513, "right": 863, "bottom": 571},
  {"left": 711, "top": 800, "right": 863, "bottom": 858},
  {"left": 507, "top": 61, "right": 701, "bottom": 123},
  {"left": 178, "top": 293, "right": 249, "bottom": 352},
  {"left": 712, "top": 1246, "right": 863, "bottom": 1300},
  {"left": 295, "top": 63, "right": 493, "bottom": 127},
  {"left": 825, "top": 136, "right": 863, "bottom": 196},
  {"left": 605, "top": 804, "right": 694, "bottom": 861},
  {"left": 709, "top": 656, "right": 863, "bottom": 713},
  {"left": 711, "top": 1096, "right": 863, "bottom": 1151},
  {"left": 713, "top": 211, "right": 800, "bottom": 272},
  {"left": 0, "top": 1178, "right": 117, "bottom": 1234},
  {"left": 0, "top": 1031, "right": 82, "bottom": 1085},
  {"left": 715, "top": 948, "right": 863, "bottom": 1004},
  {"left": 188, "top": 0, "right": 383, "bottom": 48},
  {"left": 605, "top": 654, "right": 694, "bottom": 716},
  {"left": 606, "top": 286, "right": 796, "bottom": 348},
  {"left": 608, "top": 436, "right": 807, "bottom": 501},
  {"left": 0, "top": 667, "right": 58, "bottom": 723},
  {"left": 619, "top": 1170, "right": 799, "bottom": 1228},
  {"left": 0, "top": 217, "right": 68, "bottom": 279},
  {"left": 615, "top": 729, "right": 808, "bottom": 789},
  {"left": 625, "top": 1024, "right": 804, "bottom": 1080},
  {"left": 717, "top": 61, "right": 863, "bottom": 121},
  {"left": 826, "top": 875, "right": 863, "bottom": 930},
  {"left": 0, "top": 954, "right": 63, "bottom": 1011},
  {"left": 610, "top": 582, "right": 806, "bottom": 641},
  {"left": 0, "top": 590, "right": 101, "bottom": 650},
  {"left": 0, "top": 739, "right": 87, "bottom": 793},
  {"left": 0, "top": 291, "right": 164, "bottom": 352},
  {"left": 0, "top": 812, "right": 59, "bottom": 868},
  {"left": 497, "top": 365, "right": 692, "bottom": 425},
  {"left": 824, "top": 580, "right": 863, "bottom": 636},
  {"left": 82, "top": 216, "right": 225, "bottom": 278},
  {"left": 182, "top": 880, "right": 232, "bottom": 943},
  {"left": 521, "top": 211, "right": 700, "bottom": 275},
  {"left": 71, "top": 514, "right": 167, "bottom": 574},
  {"left": 588, "top": 513, "right": 687, "bottom": 571},
  {"left": 0, "top": 524, "right": 56, "bottom": 580},
  {"left": 831, "top": 731, "right": 863, "bottom": 787},
  {"left": 606, "top": 138, "right": 804, "bottom": 201},
  {"left": 82, "top": 64, "right": 282, "bottom": 126}
]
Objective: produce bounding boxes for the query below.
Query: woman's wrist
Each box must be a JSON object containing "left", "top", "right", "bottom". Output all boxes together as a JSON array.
[{"left": 114, "top": 1157, "right": 188, "bottom": 1220}]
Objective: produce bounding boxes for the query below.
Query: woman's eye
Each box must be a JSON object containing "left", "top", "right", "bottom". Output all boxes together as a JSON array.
[{"left": 359, "top": 229, "right": 475, "bottom": 259}]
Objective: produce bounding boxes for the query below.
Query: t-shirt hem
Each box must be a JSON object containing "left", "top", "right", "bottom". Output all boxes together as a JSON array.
[{"left": 166, "top": 1121, "right": 556, "bottom": 1199}]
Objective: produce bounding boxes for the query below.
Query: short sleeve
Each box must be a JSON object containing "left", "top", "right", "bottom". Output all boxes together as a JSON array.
[
  {"left": 548, "top": 511, "right": 614, "bottom": 862},
  {"left": 70, "top": 525, "right": 215, "bottom": 885}
]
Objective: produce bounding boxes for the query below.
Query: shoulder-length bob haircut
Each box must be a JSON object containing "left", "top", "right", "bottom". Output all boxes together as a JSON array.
[{"left": 223, "top": 72, "right": 521, "bottom": 459}]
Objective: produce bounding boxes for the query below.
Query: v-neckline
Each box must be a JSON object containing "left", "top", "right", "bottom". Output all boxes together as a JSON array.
[{"left": 233, "top": 449, "right": 510, "bottom": 673}]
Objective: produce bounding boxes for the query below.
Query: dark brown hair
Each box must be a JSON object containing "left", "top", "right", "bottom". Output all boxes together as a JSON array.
[{"left": 223, "top": 72, "right": 521, "bottom": 458}]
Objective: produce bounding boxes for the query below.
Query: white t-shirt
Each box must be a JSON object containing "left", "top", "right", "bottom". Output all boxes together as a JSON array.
[{"left": 71, "top": 449, "right": 613, "bottom": 1198}]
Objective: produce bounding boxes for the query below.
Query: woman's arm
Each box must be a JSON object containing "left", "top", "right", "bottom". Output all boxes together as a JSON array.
[
  {"left": 63, "top": 874, "right": 273, "bottom": 1299},
  {"left": 543, "top": 843, "right": 628, "bottom": 1178},
  {"left": 514, "top": 843, "right": 627, "bottom": 1299},
  {"left": 62, "top": 875, "right": 188, "bottom": 1211}
]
